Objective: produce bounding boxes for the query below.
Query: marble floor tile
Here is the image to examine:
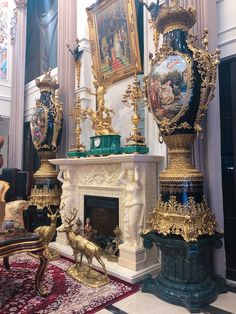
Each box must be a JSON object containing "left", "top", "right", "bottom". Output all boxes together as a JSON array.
[
  {"left": 111, "top": 291, "right": 190, "bottom": 314},
  {"left": 97, "top": 309, "right": 113, "bottom": 314},
  {"left": 96, "top": 290, "right": 236, "bottom": 314},
  {"left": 210, "top": 292, "right": 236, "bottom": 313}
]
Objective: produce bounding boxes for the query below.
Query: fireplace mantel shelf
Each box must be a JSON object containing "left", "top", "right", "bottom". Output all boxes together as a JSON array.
[{"left": 49, "top": 153, "right": 163, "bottom": 166}]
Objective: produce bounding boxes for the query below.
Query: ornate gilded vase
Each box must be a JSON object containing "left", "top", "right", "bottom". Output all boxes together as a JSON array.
[
  {"left": 146, "top": 1, "right": 220, "bottom": 242},
  {"left": 29, "top": 70, "right": 63, "bottom": 209}
]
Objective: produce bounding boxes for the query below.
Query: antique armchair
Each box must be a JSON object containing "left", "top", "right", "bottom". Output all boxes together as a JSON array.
[
  {"left": 0, "top": 180, "right": 10, "bottom": 202},
  {"left": 0, "top": 180, "right": 28, "bottom": 228},
  {"left": 0, "top": 180, "right": 9, "bottom": 226},
  {"left": 0, "top": 181, "right": 48, "bottom": 296}
]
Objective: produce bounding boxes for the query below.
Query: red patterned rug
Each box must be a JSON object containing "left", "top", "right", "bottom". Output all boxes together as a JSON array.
[{"left": 0, "top": 254, "right": 139, "bottom": 314}]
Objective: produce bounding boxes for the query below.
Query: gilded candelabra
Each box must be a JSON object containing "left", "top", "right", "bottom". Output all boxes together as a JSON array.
[
  {"left": 68, "top": 94, "right": 86, "bottom": 156},
  {"left": 122, "top": 73, "right": 149, "bottom": 154},
  {"left": 67, "top": 39, "right": 87, "bottom": 158}
]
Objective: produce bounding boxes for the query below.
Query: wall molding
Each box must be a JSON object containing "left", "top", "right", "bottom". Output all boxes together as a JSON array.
[
  {"left": 218, "top": 25, "right": 236, "bottom": 36},
  {"left": 218, "top": 37, "right": 236, "bottom": 48},
  {"left": 0, "top": 82, "right": 11, "bottom": 89},
  {"left": 0, "top": 95, "right": 11, "bottom": 101}
]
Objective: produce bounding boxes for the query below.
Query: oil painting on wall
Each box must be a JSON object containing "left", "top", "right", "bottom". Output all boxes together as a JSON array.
[
  {"left": 87, "top": 0, "right": 142, "bottom": 83},
  {"left": 0, "top": 0, "right": 8, "bottom": 80},
  {"left": 148, "top": 54, "right": 191, "bottom": 122}
]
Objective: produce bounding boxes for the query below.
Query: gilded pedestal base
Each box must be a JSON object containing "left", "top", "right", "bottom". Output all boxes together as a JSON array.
[
  {"left": 146, "top": 134, "right": 219, "bottom": 242},
  {"left": 141, "top": 232, "right": 227, "bottom": 313},
  {"left": 67, "top": 264, "right": 109, "bottom": 287}
]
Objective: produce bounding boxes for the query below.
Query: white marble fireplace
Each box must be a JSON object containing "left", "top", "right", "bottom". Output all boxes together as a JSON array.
[{"left": 50, "top": 154, "right": 163, "bottom": 283}]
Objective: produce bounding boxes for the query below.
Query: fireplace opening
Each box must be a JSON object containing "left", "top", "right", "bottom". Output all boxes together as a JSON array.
[{"left": 84, "top": 195, "right": 119, "bottom": 249}]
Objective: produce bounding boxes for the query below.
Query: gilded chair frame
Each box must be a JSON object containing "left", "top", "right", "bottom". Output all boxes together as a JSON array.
[{"left": 0, "top": 180, "right": 10, "bottom": 202}]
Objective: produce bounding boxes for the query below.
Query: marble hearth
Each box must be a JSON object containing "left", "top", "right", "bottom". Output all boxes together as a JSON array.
[{"left": 49, "top": 154, "right": 163, "bottom": 283}]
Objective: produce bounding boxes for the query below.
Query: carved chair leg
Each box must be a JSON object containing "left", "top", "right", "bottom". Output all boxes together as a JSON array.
[
  {"left": 34, "top": 249, "right": 48, "bottom": 296},
  {"left": 3, "top": 256, "right": 10, "bottom": 270}
]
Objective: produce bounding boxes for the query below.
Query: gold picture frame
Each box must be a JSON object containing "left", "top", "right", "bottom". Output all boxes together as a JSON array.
[{"left": 86, "top": 0, "right": 142, "bottom": 84}]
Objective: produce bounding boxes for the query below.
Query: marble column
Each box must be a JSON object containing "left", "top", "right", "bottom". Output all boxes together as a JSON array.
[
  {"left": 57, "top": 0, "right": 77, "bottom": 158},
  {"left": 8, "top": 0, "right": 27, "bottom": 169}
]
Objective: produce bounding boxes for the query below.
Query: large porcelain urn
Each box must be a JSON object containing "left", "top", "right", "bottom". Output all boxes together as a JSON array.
[
  {"left": 141, "top": 2, "right": 226, "bottom": 312},
  {"left": 146, "top": 0, "right": 220, "bottom": 241},
  {"left": 29, "top": 70, "right": 63, "bottom": 209}
]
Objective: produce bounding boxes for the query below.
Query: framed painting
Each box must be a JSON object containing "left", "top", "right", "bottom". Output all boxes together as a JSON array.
[{"left": 86, "top": 0, "right": 142, "bottom": 84}]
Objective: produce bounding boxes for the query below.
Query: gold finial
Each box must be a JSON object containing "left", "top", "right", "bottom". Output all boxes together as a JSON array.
[
  {"left": 68, "top": 94, "right": 86, "bottom": 153},
  {"left": 67, "top": 39, "right": 86, "bottom": 153},
  {"left": 35, "top": 68, "right": 59, "bottom": 92}
]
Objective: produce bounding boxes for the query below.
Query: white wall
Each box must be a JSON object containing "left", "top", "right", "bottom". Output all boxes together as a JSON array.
[
  {"left": 217, "top": 0, "right": 236, "bottom": 58},
  {"left": 0, "top": 0, "right": 14, "bottom": 118}
]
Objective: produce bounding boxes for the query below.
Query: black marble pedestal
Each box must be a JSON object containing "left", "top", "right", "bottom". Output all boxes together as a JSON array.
[{"left": 141, "top": 232, "right": 227, "bottom": 313}]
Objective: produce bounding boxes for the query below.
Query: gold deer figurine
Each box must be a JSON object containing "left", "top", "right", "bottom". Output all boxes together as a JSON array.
[
  {"left": 57, "top": 208, "right": 109, "bottom": 287},
  {"left": 34, "top": 205, "right": 62, "bottom": 260}
]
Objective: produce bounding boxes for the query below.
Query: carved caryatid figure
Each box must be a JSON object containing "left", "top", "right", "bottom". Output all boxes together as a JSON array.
[
  {"left": 57, "top": 169, "right": 76, "bottom": 222},
  {"left": 119, "top": 167, "right": 144, "bottom": 247}
]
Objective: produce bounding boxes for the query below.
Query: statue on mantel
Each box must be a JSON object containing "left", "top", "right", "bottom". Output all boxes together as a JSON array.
[
  {"left": 57, "top": 169, "right": 76, "bottom": 223},
  {"left": 86, "top": 70, "right": 116, "bottom": 136},
  {"left": 118, "top": 167, "right": 144, "bottom": 247}
]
